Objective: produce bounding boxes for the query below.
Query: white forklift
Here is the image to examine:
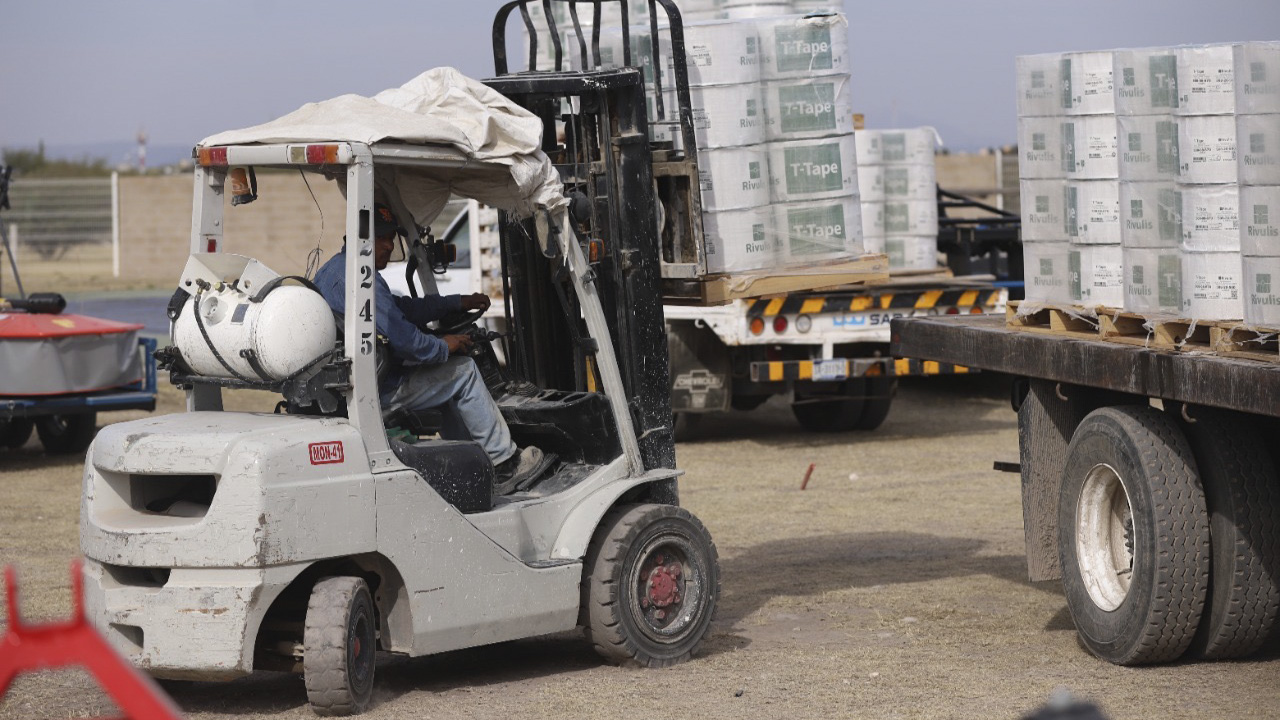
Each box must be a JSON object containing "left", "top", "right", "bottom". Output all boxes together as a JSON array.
[{"left": 79, "top": 61, "right": 719, "bottom": 715}]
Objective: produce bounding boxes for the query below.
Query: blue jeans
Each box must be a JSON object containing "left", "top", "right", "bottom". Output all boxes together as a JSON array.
[{"left": 382, "top": 356, "right": 517, "bottom": 464}]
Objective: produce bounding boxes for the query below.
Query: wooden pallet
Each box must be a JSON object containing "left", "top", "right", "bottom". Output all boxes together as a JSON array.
[
  {"left": 1005, "top": 302, "right": 1241, "bottom": 356},
  {"left": 1211, "top": 323, "right": 1280, "bottom": 362},
  {"left": 663, "top": 254, "right": 890, "bottom": 305}
]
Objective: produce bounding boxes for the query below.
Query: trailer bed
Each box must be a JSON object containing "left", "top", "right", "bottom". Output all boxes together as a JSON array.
[{"left": 891, "top": 314, "right": 1280, "bottom": 419}]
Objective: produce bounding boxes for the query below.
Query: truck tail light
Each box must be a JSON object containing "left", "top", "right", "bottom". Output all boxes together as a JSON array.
[
  {"left": 749, "top": 317, "right": 765, "bottom": 336},
  {"left": 773, "top": 316, "right": 788, "bottom": 334},
  {"left": 970, "top": 306, "right": 984, "bottom": 314},
  {"left": 795, "top": 314, "right": 812, "bottom": 333},
  {"left": 946, "top": 307, "right": 960, "bottom": 315}
]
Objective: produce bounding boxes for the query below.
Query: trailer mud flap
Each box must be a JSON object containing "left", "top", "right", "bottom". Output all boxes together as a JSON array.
[{"left": 667, "top": 322, "right": 730, "bottom": 412}]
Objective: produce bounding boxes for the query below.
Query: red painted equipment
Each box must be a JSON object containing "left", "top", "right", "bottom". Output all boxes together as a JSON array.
[{"left": 0, "top": 560, "right": 183, "bottom": 720}]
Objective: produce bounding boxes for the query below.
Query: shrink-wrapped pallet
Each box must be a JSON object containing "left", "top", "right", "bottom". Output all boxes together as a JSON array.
[
  {"left": 699, "top": 145, "right": 771, "bottom": 210},
  {"left": 1240, "top": 185, "right": 1280, "bottom": 256},
  {"left": 1117, "top": 115, "right": 1181, "bottom": 181},
  {"left": 1178, "top": 184, "right": 1240, "bottom": 252},
  {"left": 1176, "top": 44, "right": 1239, "bottom": 116},
  {"left": 1119, "top": 181, "right": 1181, "bottom": 248},
  {"left": 1182, "top": 250, "right": 1244, "bottom": 319},
  {"left": 766, "top": 134, "right": 858, "bottom": 203},
  {"left": 753, "top": 13, "right": 850, "bottom": 80},
  {"left": 1243, "top": 255, "right": 1280, "bottom": 324},
  {"left": 1023, "top": 241, "right": 1073, "bottom": 304},
  {"left": 1069, "top": 243, "right": 1124, "bottom": 307},
  {"left": 1021, "top": 179, "right": 1068, "bottom": 241},
  {"left": 1113, "top": 48, "right": 1179, "bottom": 116},
  {"left": 774, "top": 195, "right": 863, "bottom": 262},
  {"left": 762, "top": 74, "right": 854, "bottom": 141},
  {"left": 1237, "top": 113, "right": 1280, "bottom": 186},
  {"left": 1122, "top": 247, "right": 1183, "bottom": 313},
  {"left": 1177, "top": 114, "right": 1239, "bottom": 184},
  {"left": 1065, "top": 180, "right": 1122, "bottom": 244},
  {"left": 885, "top": 235, "right": 938, "bottom": 271}
]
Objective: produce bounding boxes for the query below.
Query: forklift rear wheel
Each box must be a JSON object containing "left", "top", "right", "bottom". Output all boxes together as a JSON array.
[
  {"left": 35, "top": 413, "right": 97, "bottom": 454},
  {"left": 1, "top": 418, "right": 35, "bottom": 449},
  {"left": 304, "top": 577, "right": 376, "bottom": 716},
  {"left": 582, "top": 504, "right": 720, "bottom": 668},
  {"left": 1058, "top": 406, "right": 1208, "bottom": 665}
]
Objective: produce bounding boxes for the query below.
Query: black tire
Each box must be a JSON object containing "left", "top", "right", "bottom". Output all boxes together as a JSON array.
[
  {"left": 1, "top": 418, "right": 35, "bottom": 449},
  {"left": 1180, "top": 408, "right": 1280, "bottom": 659},
  {"left": 792, "top": 379, "right": 866, "bottom": 432},
  {"left": 35, "top": 413, "right": 97, "bottom": 454},
  {"left": 1058, "top": 406, "right": 1209, "bottom": 665},
  {"left": 582, "top": 504, "right": 720, "bottom": 668},
  {"left": 304, "top": 577, "right": 376, "bottom": 716},
  {"left": 851, "top": 377, "right": 895, "bottom": 431}
]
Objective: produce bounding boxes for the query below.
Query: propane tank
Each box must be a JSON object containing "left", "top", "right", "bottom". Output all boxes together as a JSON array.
[{"left": 171, "top": 254, "right": 336, "bottom": 382}]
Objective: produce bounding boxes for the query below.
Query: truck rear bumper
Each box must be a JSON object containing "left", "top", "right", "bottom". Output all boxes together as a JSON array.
[
  {"left": 748, "top": 357, "right": 972, "bottom": 383},
  {"left": 82, "top": 558, "right": 297, "bottom": 681}
]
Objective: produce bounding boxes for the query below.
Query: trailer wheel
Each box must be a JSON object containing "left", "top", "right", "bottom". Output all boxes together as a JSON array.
[
  {"left": 35, "top": 413, "right": 97, "bottom": 454},
  {"left": 791, "top": 379, "right": 866, "bottom": 432},
  {"left": 1, "top": 418, "right": 35, "bottom": 449},
  {"left": 582, "top": 504, "right": 720, "bottom": 668},
  {"left": 304, "top": 577, "right": 376, "bottom": 716},
  {"left": 1058, "top": 406, "right": 1209, "bottom": 665},
  {"left": 1181, "top": 408, "right": 1280, "bottom": 659},
  {"left": 851, "top": 377, "right": 896, "bottom": 431}
]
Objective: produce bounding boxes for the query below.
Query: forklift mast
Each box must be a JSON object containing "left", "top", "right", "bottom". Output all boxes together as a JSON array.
[{"left": 487, "top": 0, "right": 699, "bottom": 472}]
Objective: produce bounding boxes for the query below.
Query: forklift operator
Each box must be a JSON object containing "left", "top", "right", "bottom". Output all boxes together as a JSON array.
[{"left": 313, "top": 204, "right": 547, "bottom": 492}]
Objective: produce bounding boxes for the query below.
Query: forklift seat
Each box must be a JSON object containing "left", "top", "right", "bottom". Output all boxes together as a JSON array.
[{"left": 389, "top": 438, "right": 494, "bottom": 512}]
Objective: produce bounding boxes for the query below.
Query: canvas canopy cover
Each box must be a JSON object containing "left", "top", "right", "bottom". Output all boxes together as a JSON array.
[{"left": 198, "top": 67, "right": 566, "bottom": 233}]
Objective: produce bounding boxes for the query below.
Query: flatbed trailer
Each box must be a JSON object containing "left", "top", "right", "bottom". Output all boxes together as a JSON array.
[{"left": 891, "top": 311, "right": 1280, "bottom": 666}]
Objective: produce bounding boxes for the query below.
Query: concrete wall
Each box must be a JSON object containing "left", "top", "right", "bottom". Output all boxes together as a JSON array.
[{"left": 118, "top": 172, "right": 348, "bottom": 286}]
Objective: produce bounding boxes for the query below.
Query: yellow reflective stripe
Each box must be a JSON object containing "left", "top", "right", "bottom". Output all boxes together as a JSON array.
[
  {"left": 850, "top": 296, "right": 873, "bottom": 311},
  {"left": 924, "top": 361, "right": 940, "bottom": 375},
  {"left": 769, "top": 362, "right": 784, "bottom": 382},
  {"left": 955, "top": 365, "right": 970, "bottom": 374},
  {"left": 798, "top": 362, "right": 813, "bottom": 380},
  {"left": 800, "top": 297, "right": 825, "bottom": 314},
  {"left": 915, "top": 290, "right": 943, "bottom": 309},
  {"left": 764, "top": 298, "right": 785, "bottom": 317},
  {"left": 958, "top": 290, "right": 979, "bottom": 307},
  {"left": 879, "top": 293, "right": 893, "bottom": 309},
  {"left": 986, "top": 292, "right": 1000, "bottom": 307},
  {"left": 895, "top": 359, "right": 911, "bottom": 375}
]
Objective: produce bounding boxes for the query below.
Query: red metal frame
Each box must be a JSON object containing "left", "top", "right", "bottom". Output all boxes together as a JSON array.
[{"left": 0, "top": 560, "right": 184, "bottom": 720}]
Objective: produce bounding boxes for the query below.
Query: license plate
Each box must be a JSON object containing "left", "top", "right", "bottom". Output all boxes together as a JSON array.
[{"left": 812, "top": 359, "right": 848, "bottom": 381}]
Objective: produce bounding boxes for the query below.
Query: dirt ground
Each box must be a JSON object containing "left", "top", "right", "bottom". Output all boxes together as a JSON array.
[{"left": 1, "top": 376, "right": 1277, "bottom": 720}]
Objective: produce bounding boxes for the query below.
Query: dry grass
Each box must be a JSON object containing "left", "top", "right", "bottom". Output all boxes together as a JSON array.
[{"left": 1, "top": 377, "right": 1276, "bottom": 720}]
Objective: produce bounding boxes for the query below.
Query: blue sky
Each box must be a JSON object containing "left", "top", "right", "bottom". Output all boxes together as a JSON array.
[{"left": 2, "top": 0, "right": 1276, "bottom": 157}]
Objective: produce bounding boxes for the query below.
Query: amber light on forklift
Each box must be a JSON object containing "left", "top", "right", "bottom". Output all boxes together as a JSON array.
[
  {"left": 196, "top": 147, "right": 228, "bottom": 166},
  {"left": 586, "top": 238, "right": 605, "bottom": 262},
  {"left": 306, "top": 144, "right": 340, "bottom": 164},
  {"left": 773, "top": 316, "right": 788, "bottom": 334},
  {"left": 749, "top": 317, "right": 765, "bottom": 335}
]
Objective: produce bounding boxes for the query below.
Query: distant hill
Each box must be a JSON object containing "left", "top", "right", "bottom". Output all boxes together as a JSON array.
[{"left": 7, "top": 141, "right": 194, "bottom": 170}]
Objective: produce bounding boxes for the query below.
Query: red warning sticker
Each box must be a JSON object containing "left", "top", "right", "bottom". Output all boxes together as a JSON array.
[{"left": 309, "top": 441, "right": 345, "bottom": 465}]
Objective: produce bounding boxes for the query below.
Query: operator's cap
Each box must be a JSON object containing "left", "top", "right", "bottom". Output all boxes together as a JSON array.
[{"left": 374, "top": 204, "right": 403, "bottom": 238}]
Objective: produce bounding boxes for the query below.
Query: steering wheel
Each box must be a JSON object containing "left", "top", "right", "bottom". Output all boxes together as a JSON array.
[{"left": 432, "top": 307, "right": 487, "bottom": 335}]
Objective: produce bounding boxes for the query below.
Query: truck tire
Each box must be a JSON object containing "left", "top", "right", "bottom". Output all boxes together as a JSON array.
[
  {"left": 1, "top": 418, "right": 35, "bottom": 449},
  {"left": 582, "top": 503, "right": 720, "bottom": 668},
  {"left": 792, "top": 379, "right": 867, "bottom": 432},
  {"left": 1058, "top": 406, "right": 1209, "bottom": 665},
  {"left": 304, "top": 576, "right": 376, "bottom": 716},
  {"left": 1181, "top": 408, "right": 1280, "bottom": 660},
  {"left": 852, "top": 377, "right": 895, "bottom": 431},
  {"left": 35, "top": 413, "right": 97, "bottom": 454}
]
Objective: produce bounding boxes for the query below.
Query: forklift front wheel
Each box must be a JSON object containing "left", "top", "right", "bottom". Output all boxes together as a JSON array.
[
  {"left": 582, "top": 504, "right": 721, "bottom": 668},
  {"left": 304, "top": 577, "right": 376, "bottom": 716}
]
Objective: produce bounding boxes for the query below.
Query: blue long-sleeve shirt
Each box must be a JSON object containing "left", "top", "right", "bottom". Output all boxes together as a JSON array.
[{"left": 313, "top": 248, "right": 461, "bottom": 386}]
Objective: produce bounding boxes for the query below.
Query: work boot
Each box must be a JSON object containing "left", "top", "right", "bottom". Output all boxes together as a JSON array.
[{"left": 493, "top": 446, "right": 550, "bottom": 495}]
